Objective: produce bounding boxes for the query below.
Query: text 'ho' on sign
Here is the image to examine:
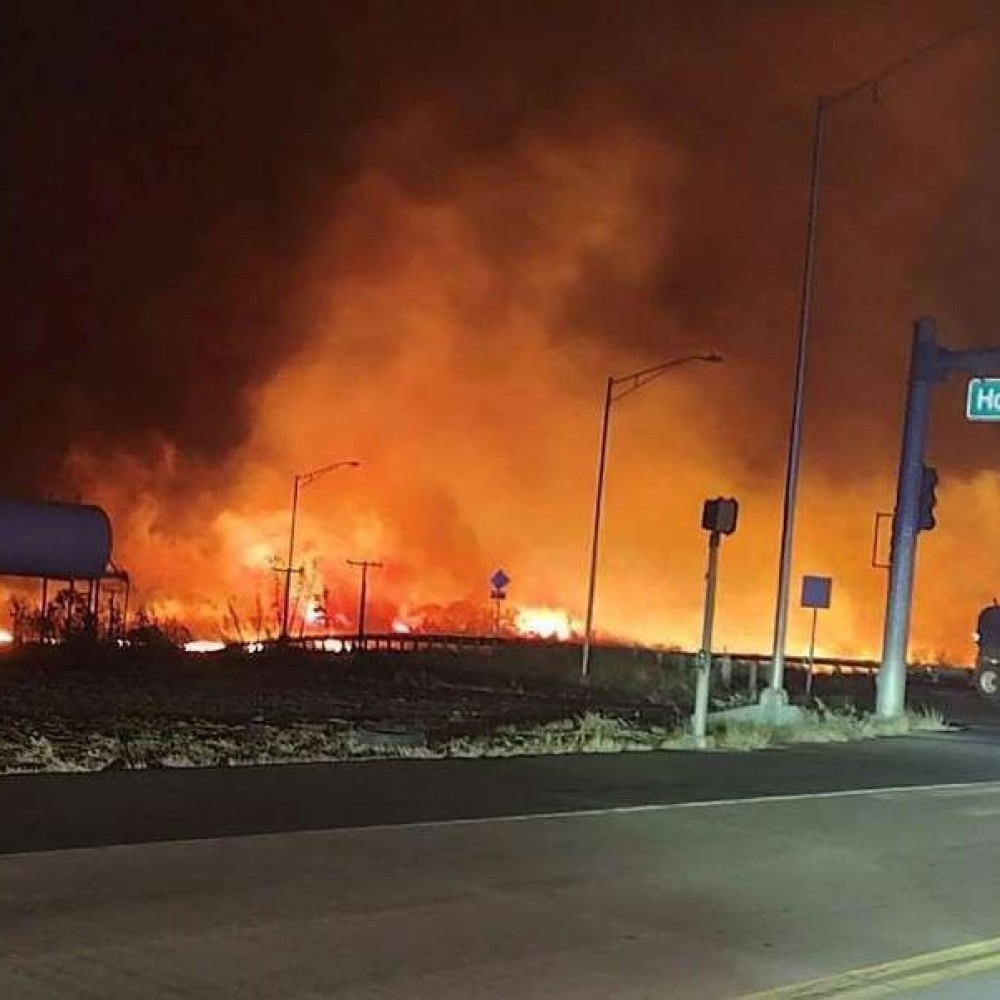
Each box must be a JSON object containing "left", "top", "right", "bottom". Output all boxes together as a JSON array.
[
  {"left": 801, "top": 575, "right": 832, "bottom": 610},
  {"left": 967, "top": 378, "right": 1000, "bottom": 421}
]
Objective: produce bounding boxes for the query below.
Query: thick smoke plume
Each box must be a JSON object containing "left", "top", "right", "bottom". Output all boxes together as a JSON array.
[{"left": 5, "top": 1, "right": 1000, "bottom": 659}]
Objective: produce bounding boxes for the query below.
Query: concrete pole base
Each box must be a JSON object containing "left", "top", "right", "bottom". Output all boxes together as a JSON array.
[
  {"left": 759, "top": 686, "right": 789, "bottom": 710},
  {"left": 707, "top": 685, "right": 805, "bottom": 729}
]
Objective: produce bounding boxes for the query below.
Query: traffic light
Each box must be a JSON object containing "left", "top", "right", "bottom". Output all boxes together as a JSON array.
[
  {"left": 918, "top": 464, "right": 938, "bottom": 531},
  {"left": 702, "top": 496, "right": 739, "bottom": 535}
]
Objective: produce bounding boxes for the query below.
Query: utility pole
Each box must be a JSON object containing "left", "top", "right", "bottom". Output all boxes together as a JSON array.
[{"left": 347, "top": 559, "right": 383, "bottom": 644}]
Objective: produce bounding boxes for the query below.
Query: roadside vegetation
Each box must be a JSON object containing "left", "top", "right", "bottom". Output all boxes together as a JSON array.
[
  {"left": 0, "top": 639, "right": 962, "bottom": 773},
  {"left": 701, "top": 700, "right": 953, "bottom": 751},
  {"left": 0, "top": 703, "right": 955, "bottom": 773}
]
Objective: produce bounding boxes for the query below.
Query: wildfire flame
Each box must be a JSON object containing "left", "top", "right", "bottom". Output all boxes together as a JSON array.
[
  {"left": 514, "top": 607, "right": 578, "bottom": 642},
  {"left": 303, "top": 598, "right": 326, "bottom": 626},
  {"left": 183, "top": 640, "right": 226, "bottom": 654}
]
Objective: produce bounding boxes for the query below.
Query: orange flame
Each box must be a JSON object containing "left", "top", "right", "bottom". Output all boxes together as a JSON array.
[{"left": 514, "top": 606, "right": 578, "bottom": 641}]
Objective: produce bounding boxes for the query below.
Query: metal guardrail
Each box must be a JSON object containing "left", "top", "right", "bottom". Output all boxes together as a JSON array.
[
  {"left": 699, "top": 653, "right": 973, "bottom": 685},
  {"left": 244, "top": 633, "right": 972, "bottom": 676},
  {"left": 275, "top": 632, "right": 517, "bottom": 654}
]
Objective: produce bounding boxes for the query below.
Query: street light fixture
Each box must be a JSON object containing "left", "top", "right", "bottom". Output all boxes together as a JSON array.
[
  {"left": 279, "top": 460, "right": 360, "bottom": 640},
  {"left": 580, "top": 352, "right": 723, "bottom": 681}
]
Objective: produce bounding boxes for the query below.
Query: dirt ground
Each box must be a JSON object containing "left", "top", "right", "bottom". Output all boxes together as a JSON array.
[
  {"left": 0, "top": 642, "right": 687, "bottom": 731},
  {"left": 0, "top": 642, "right": 968, "bottom": 772}
]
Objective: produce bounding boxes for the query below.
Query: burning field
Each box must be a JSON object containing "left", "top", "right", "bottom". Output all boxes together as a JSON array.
[{"left": 5, "top": 3, "right": 1000, "bottom": 668}]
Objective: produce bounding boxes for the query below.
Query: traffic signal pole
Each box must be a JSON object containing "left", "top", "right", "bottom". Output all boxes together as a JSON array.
[
  {"left": 877, "top": 319, "right": 938, "bottom": 718},
  {"left": 692, "top": 530, "right": 721, "bottom": 747},
  {"left": 878, "top": 317, "right": 1000, "bottom": 718},
  {"left": 691, "top": 497, "right": 738, "bottom": 745}
]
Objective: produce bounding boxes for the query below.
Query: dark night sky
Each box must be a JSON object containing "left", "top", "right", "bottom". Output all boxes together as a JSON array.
[{"left": 2, "top": 0, "right": 999, "bottom": 495}]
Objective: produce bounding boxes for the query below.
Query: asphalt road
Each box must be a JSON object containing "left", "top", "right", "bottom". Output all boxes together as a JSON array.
[
  {"left": 3, "top": 686, "right": 1000, "bottom": 998},
  {"left": 0, "top": 679, "right": 994, "bottom": 857},
  {"left": 3, "top": 726, "right": 1000, "bottom": 856},
  {"left": 6, "top": 770, "right": 1000, "bottom": 997}
]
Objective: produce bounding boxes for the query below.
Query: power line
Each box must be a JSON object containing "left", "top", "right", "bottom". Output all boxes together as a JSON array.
[{"left": 830, "top": 14, "right": 994, "bottom": 107}]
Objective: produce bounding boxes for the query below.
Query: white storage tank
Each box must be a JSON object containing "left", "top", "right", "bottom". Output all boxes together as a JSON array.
[{"left": 0, "top": 501, "right": 112, "bottom": 579}]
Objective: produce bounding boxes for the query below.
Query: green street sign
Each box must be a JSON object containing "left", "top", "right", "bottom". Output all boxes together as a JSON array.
[{"left": 967, "top": 378, "right": 1000, "bottom": 421}]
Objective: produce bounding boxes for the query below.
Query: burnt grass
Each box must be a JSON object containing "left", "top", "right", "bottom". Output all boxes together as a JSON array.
[
  {"left": 0, "top": 641, "right": 695, "bottom": 747},
  {"left": 0, "top": 641, "right": 966, "bottom": 771}
]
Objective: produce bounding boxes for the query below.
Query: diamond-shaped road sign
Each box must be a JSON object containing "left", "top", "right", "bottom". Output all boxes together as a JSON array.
[{"left": 490, "top": 569, "right": 510, "bottom": 592}]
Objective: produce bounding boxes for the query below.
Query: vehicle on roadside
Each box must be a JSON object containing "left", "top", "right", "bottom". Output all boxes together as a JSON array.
[{"left": 973, "top": 600, "right": 1000, "bottom": 701}]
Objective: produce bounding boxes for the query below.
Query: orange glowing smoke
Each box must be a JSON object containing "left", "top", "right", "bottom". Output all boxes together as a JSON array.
[{"left": 56, "top": 102, "right": 1000, "bottom": 666}]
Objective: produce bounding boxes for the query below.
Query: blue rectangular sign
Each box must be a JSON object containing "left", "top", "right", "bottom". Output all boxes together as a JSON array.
[{"left": 801, "top": 575, "right": 832, "bottom": 610}]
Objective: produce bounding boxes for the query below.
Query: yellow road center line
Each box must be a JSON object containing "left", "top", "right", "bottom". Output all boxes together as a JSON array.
[
  {"left": 742, "top": 935, "right": 1000, "bottom": 998},
  {"left": 836, "top": 951, "right": 1000, "bottom": 998}
]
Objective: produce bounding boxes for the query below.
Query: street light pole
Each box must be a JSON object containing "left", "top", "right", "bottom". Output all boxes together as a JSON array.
[
  {"left": 767, "top": 95, "right": 827, "bottom": 699},
  {"left": 767, "top": 19, "right": 989, "bottom": 703},
  {"left": 280, "top": 474, "right": 303, "bottom": 641},
  {"left": 279, "top": 460, "right": 360, "bottom": 640},
  {"left": 580, "top": 375, "right": 614, "bottom": 681},
  {"left": 579, "top": 353, "right": 722, "bottom": 681}
]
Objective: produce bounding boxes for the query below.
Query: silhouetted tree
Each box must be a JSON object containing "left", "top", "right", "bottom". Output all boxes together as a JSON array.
[{"left": 125, "top": 607, "right": 192, "bottom": 648}]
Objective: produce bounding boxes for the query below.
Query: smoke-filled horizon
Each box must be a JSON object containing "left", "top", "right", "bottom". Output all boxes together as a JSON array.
[{"left": 4, "top": 1, "right": 1000, "bottom": 659}]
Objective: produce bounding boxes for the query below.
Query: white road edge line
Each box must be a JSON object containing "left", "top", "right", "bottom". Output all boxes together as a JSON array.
[
  {"left": 315, "top": 779, "right": 1000, "bottom": 835},
  {"left": 5, "top": 779, "right": 1000, "bottom": 860}
]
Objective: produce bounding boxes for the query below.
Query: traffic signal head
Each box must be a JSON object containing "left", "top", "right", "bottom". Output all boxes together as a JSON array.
[
  {"left": 919, "top": 464, "right": 938, "bottom": 531},
  {"left": 702, "top": 496, "right": 739, "bottom": 535}
]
